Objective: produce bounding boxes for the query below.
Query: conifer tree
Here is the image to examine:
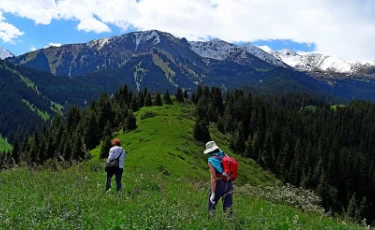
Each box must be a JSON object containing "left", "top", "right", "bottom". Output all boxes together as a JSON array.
[
  {"left": 183, "top": 89, "right": 188, "bottom": 99},
  {"left": 145, "top": 93, "right": 153, "bottom": 106},
  {"left": 11, "top": 139, "right": 20, "bottom": 164},
  {"left": 347, "top": 193, "right": 358, "bottom": 219},
  {"left": 138, "top": 92, "right": 145, "bottom": 107},
  {"left": 154, "top": 92, "right": 163, "bottom": 106},
  {"left": 176, "top": 87, "right": 184, "bottom": 102},
  {"left": 230, "top": 121, "right": 246, "bottom": 154},
  {"left": 193, "top": 117, "right": 211, "bottom": 143},
  {"left": 164, "top": 89, "right": 172, "bottom": 104},
  {"left": 100, "top": 135, "right": 112, "bottom": 159},
  {"left": 191, "top": 92, "right": 197, "bottom": 104},
  {"left": 84, "top": 113, "right": 100, "bottom": 150},
  {"left": 124, "top": 111, "right": 137, "bottom": 131},
  {"left": 131, "top": 96, "right": 139, "bottom": 112},
  {"left": 359, "top": 197, "right": 369, "bottom": 222}
]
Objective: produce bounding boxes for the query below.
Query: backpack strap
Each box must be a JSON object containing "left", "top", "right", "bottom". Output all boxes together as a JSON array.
[
  {"left": 212, "top": 155, "right": 223, "bottom": 160},
  {"left": 116, "top": 150, "right": 123, "bottom": 160}
]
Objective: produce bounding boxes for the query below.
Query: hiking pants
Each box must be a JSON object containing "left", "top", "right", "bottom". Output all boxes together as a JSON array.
[
  {"left": 208, "top": 179, "right": 233, "bottom": 214},
  {"left": 106, "top": 168, "right": 123, "bottom": 192}
]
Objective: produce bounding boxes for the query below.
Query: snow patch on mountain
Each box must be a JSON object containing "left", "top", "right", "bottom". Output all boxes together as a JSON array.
[
  {"left": 88, "top": 38, "right": 110, "bottom": 50},
  {"left": 270, "top": 49, "right": 375, "bottom": 73},
  {"left": 0, "top": 47, "right": 14, "bottom": 60},
  {"left": 240, "top": 43, "right": 286, "bottom": 67},
  {"left": 189, "top": 39, "right": 239, "bottom": 60},
  {"left": 189, "top": 40, "right": 286, "bottom": 67},
  {"left": 134, "top": 30, "right": 161, "bottom": 52}
]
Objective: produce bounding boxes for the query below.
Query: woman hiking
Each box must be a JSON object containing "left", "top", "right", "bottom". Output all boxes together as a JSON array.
[
  {"left": 105, "top": 139, "right": 126, "bottom": 193},
  {"left": 204, "top": 140, "right": 233, "bottom": 216}
]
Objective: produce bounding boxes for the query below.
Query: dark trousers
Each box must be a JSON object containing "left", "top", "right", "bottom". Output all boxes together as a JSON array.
[
  {"left": 208, "top": 180, "right": 233, "bottom": 215},
  {"left": 106, "top": 168, "right": 123, "bottom": 192}
]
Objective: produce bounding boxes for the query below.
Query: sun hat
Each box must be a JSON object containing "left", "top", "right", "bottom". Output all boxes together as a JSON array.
[{"left": 203, "top": 141, "right": 220, "bottom": 154}]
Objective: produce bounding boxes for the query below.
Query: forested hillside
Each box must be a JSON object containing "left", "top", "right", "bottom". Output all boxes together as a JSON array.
[
  {"left": 1, "top": 84, "right": 374, "bottom": 226},
  {"left": 191, "top": 86, "right": 375, "bottom": 225},
  {"left": 0, "top": 61, "right": 106, "bottom": 143},
  {"left": 0, "top": 86, "right": 365, "bottom": 229}
]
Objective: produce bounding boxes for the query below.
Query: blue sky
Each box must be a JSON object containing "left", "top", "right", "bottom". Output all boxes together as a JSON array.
[
  {"left": 1, "top": 0, "right": 374, "bottom": 60},
  {"left": 1, "top": 12, "right": 314, "bottom": 56}
]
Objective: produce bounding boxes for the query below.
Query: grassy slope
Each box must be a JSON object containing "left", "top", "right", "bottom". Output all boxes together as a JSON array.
[
  {"left": 0, "top": 136, "right": 11, "bottom": 152},
  {"left": 0, "top": 103, "right": 363, "bottom": 229},
  {"left": 21, "top": 99, "right": 51, "bottom": 121}
]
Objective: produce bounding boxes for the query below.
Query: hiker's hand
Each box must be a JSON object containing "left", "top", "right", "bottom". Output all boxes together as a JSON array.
[
  {"left": 210, "top": 192, "right": 216, "bottom": 204},
  {"left": 222, "top": 172, "right": 229, "bottom": 179}
]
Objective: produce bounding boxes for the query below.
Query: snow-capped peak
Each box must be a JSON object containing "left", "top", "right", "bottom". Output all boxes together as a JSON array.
[
  {"left": 134, "top": 30, "right": 161, "bottom": 52},
  {"left": 88, "top": 37, "right": 111, "bottom": 50},
  {"left": 0, "top": 47, "right": 14, "bottom": 60},
  {"left": 189, "top": 40, "right": 287, "bottom": 67},
  {"left": 239, "top": 43, "right": 287, "bottom": 67},
  {"left": 189, "top": 40, "right": 238, "bottom": 60},
  {"left": 270, "top": 49, "right": 375, "bottom": 73}
]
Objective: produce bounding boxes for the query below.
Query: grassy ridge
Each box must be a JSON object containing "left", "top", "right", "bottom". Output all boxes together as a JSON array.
[
  {"left": 0, "top": 136, "right": 11, "bottom": 152},
  {"left": 0, "top": 103, "right": 363, "bottom": 229}
]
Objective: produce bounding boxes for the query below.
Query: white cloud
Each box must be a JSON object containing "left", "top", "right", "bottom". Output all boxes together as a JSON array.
[
  {"left": 30, "top": 45, "right": 37, "bottom": 51},
  {"left": 77, "top": 17, "right": 111, "bottom": 33},
  {"left": 1, "top": 0, "right": 375, "bottom": 60},
  {"left": 0, "top": 12, "right": 23, "bottom": 43}
]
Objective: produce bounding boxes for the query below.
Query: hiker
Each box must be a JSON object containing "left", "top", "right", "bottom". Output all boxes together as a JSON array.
[
  {"left": 105, "top": 139, "right": 126, "bottom": 192},
  {"left": 204, "top": 140, "right": 233, "bottom": 216}
]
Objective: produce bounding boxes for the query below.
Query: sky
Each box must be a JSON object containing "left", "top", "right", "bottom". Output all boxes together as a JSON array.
[{"left": 0, "top": 0, "right": 374, "bottom": 60}]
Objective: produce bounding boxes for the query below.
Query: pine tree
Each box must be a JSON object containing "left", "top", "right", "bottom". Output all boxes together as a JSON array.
[
  {"left": 191, "top": 92, "right": 197, "bottom": 104},
  {"left": 183, "top": 89, "right": 189, "bottom": 99},
  {"left": 100, "top": 135, "right": 112, "bottom": 159},
  {"left": 102, "top": 121, "right": 113, "bottom": 138},
  {"left": 84, "top": 113, "right": 100, "bottom": 150},
  {"left": 11, "top": 139, "right": 20, "bottom": 164},
  {"left": 145, "top": 93, "right": 153, "bottom": 106},
  {"left": 358, "top": 197, "right": 369, "bottom": 222},
  {"left": 347, "top": 193, "right": 358, "bottom": 219},
  {"left": 131, "top": 96, "right": 139, "bottom": 112},
  {"left": 164, "top": 89, "right": 172, "bottom": 104},
  {"left": 154, "top": 92, "right": 163, "bottom": 106},
  {"left": 175, "top": 87, "right": 184, "bottom": 102},
  {"left": 138, "top": 92, "right": 145, "bottom": 107},
  {"left": 230, "top": 121, "right": 246, "bottom": 154},
  {"left": 124, "top": 111, "right": 137, "bottom": 131},
  {"left": 193, "top": 117, "right": 211, "bottom": 143},
  {"left": 196, "top": 85, "right": 203, "bottom": 102}
]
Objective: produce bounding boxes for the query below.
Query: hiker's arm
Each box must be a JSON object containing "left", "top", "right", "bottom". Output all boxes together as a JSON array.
[
  {"left": 107, "top": 148, "right": 115, "bottom": 161},
  {"left": 208, "top": 162, "right": 217, "bottom": 193}
]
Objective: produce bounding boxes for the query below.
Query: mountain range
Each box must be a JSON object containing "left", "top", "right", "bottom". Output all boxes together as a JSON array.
[{"left": 4, "top": 30, "right": 375, "bottom": 103}]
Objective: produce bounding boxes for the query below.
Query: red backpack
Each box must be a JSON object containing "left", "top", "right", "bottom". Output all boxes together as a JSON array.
[{"left": 213, "top": 154, "right": 238, "bottom": 182}]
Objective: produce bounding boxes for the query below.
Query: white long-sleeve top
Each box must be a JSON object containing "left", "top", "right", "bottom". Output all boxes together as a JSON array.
[{"left": 107, "top": 146, "right": 126, "bottom": 169}]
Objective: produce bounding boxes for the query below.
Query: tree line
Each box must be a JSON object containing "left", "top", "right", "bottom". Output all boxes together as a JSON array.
[
  {"left": 0, "top": 85, "right": 184, "bottom": 170},
  {"left": 192, "top": 85, "right": 375, "bottom": 225}
]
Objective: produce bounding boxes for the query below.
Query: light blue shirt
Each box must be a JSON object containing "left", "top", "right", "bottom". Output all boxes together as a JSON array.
[
  {"left": 208, "top": 150, "right": 225, "bottom": 174},
  {"left": 107, "top": 146, "right": 126, "bottom": 168}
]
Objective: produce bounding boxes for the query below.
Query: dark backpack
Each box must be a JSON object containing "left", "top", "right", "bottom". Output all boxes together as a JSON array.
[{"left": 213, "top": 154, "right": 238, "bottom": 181}]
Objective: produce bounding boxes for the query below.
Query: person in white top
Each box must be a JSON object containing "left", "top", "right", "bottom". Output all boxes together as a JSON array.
[{"left": 105, "top": 139, "right": 126, "bottom": 192}]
